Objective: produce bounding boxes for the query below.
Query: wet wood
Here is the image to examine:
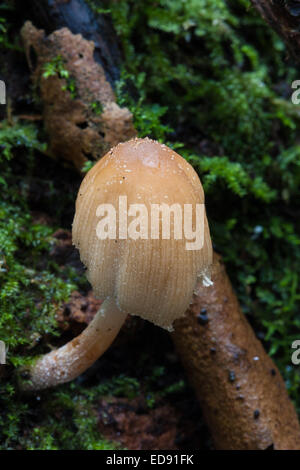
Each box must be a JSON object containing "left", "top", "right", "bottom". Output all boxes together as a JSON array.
[
  {"left": 21, "top": 21, "right": 136, "bottom": 171},
  {"left": 172, "top": 254, "right": 300, "bottom": 449},
  {"left": 16, "top": 0, "right": 122, "bottom": 87}
]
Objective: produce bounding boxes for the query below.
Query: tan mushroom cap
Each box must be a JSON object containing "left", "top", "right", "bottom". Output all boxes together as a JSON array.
[{"left": 72, "top": 137, "right": 212, "bottom": 330}]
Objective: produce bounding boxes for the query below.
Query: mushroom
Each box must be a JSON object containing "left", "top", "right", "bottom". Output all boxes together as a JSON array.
[{"left": 21, "top": 137, "right": 213, "bottom": 391}]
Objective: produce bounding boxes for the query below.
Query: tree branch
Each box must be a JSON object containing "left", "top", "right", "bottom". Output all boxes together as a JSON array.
[
  {"left": 251, "top": 0, "right": 300, "bottom": 62},
  {"left": 172, "top": 254, "right": 300, "bottom": 449}
]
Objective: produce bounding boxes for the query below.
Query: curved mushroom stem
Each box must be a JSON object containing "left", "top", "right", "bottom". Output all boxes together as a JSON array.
[{"left": 20, "top": 298, "right": 127, "bottom": 391}]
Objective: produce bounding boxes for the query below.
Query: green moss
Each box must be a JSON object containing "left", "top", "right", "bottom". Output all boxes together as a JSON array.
[
  {"left": 42, "top": 55, "right": 77, "bottom": 99},
  {"left": 0, "top": 380, "right": 123, "bottom": 449},
  {"left": 0, "top": 2, "right": 21, "bottom": 51},
  {"left": 90, "top": 100, "right": 104, "bottom": 115},
  {"left": 143, "top": 366, "right": 186, "bottom": 409},
  {"left": 0, "top": 122, "right": 72, "bottom": 364},
  {"left": 42, "top": 55, "right": 69, "bottom": 80},
  {"left": 0, "top": 120, "right": 120, "bottom": 449},
  {"left": 81, "top": 160, "right": 95, "bottom": 173},
  {"left": 19, "top": 382, "right": 122, "bottom": 450}
]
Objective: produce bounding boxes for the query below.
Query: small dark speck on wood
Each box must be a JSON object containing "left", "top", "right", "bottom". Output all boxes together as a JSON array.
[
  {"left": 228, "top": 370, "right": 236, "bottom": 383},
  {"left": 197, "top": 311, "right": 209, "bottom": 325}
]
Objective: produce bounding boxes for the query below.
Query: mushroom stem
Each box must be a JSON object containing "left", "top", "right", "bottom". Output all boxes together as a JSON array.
[{"left": 21, "top": 298, "right": 127, "bottom": 391}]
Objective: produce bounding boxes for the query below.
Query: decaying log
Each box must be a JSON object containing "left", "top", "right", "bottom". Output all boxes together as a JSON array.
[
  {"left": 16, "top": 0, "right": 121, "bottom": 87},
  {"left": 251, "top": 0, "right": 300, "bottom": 63},
  {"left": 172, "top": 254, "right": 300, "bottom": 449},
  {"left": 21, "top": 22, "right": 136, "bottom": 171}
]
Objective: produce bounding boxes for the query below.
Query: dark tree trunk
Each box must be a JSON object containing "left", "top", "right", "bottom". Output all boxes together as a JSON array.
[{"left": 251, "top": 0, "right": 300, "bottom": 63}]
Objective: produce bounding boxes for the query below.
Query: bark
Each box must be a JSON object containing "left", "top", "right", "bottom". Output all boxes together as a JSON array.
[
  {"left": 16, "top": 0, "right": 121, "bottom": 87},
  {"left": 21, "top": 22, "right": 136, "bottom": 171},
  {"left": 172, "top": 254, "right": 300, "bottom": 449},
  {"left": 251, "top": 0, "right": 300, "bottom": 63}
]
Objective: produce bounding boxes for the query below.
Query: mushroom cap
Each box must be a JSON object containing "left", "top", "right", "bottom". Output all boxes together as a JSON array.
[{"left": 72, "top": 137, "right": 212, "bottom": 329}]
